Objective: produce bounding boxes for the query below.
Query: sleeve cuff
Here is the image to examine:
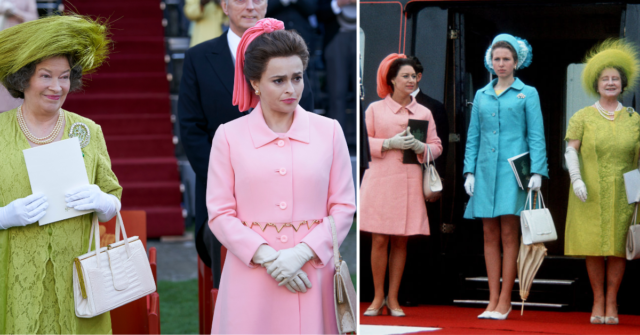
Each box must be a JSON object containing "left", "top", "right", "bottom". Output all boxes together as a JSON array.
[{"left": 331, "top": 0, "right": 342, "bottom": 14}]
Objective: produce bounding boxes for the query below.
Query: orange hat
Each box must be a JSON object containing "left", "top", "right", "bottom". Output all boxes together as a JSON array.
[
  {"left": 376, "top": 53, "right": 406, "bottom": 98},
  {"left": 233, "top": 18, "right": 285, "bottom": 112}
]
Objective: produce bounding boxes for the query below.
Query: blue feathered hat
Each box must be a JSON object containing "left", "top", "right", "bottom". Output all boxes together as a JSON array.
[{"left": 484, "top": 34, "right": 533, "bottom": 74}]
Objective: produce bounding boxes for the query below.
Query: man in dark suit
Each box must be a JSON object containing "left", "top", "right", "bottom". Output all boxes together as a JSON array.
[
  {"left": 399, "top": 56, "right": 451, "bottom": 306},
  {"left": 178, "top": 0, "right": 314, "bottom": 287}
]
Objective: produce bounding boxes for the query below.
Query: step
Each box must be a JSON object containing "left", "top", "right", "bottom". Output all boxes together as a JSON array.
[
  {"left": 465, "top": 277, "right": 575, "bottom": 286},
  {"left": 112, "top": 157, "right": 180, "bottom": 183},
  {"left": 90, "top": 114, "right": 173, "bottom": 136},
  {"left": 121, "top": 181, "right": 182, "bottom": 207},
  {"left": 71, "top": 2, "right": 165, "bottom": 18},
  {"left": 100, "top": 55, "right": 166, "bottom": 74},
  {"left": 121, "top": 206, "right": 185, "bottom": 238},
  {"left": 64, "top": 93, "right": 171, "bottom": 115},
  {"left": 453, "top": 300, "right": 568, "bottom": 309},
  {"left": 112, "top": 37, "right": 165, "bottom": 56},
  {"left": 80, "top": 73, "right": 170, "bottom": 94},
  {"left": 108, "top": 18, "right": 165, "bottom": 37},
  {"left": 105, "top": 134, "right": 175, "bottom": 158}
]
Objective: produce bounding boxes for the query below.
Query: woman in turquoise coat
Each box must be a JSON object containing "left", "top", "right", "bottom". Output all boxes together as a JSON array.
[{"left": 463, "top": 34, "right": 549, "bottom": 320}]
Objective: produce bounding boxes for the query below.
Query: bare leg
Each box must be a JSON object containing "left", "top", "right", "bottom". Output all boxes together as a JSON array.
[
  {"left": 605, "top": 256, "right": 626, "bottom": 318},
  {"left": 369, "top": 233, "right": 389, "bottom": 310},
  {"left": 387, "top": 235, "right": 409, "bottom": 310},
  {"left": 586, "top": 256, "right": 605, "bottom": 318},
  {"left": 483, "top": 218, "right": 501, "bottom": 312},
  {"left": 495, "top": 215, "right": 519, "bottom": 314}
]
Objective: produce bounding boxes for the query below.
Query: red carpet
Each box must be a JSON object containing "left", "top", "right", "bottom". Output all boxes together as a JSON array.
[
  {"left": 360, "top": 303, "right": 640, "bottom": 334},
  {"left": 64, "top": 0, "right": 183, "bottom": 237}
]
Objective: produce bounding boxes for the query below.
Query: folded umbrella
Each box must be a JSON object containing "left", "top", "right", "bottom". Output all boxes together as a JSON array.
[{"left": 517, "top": 239, "right": 547, "bottom": 315}]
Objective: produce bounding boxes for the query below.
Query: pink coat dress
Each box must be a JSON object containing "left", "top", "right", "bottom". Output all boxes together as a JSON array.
[
  {"left": 359, "top": 95, "right": 442, "bottom": 236},
  {"left": 206, "top": 103, "right": 356, "bottom": 334}
]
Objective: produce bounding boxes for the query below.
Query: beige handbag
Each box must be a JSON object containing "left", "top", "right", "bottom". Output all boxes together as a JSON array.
[
  {"left": 423, "top": 144, "right": 443, "bottom": 201},
  {"left": 626, "top": 203, "right": 640, "bottom": 260},
  {"left": 73, "top": 213, "right": 156, "bottom": 318},
  {"left": 329, "top": 216, "right": 356, "bottom": 334},
  {"left": 521, "top": 191, "right": 557, "bottom": 245}
]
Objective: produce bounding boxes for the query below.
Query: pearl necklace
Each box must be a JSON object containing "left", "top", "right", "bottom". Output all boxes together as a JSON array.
[
  {"left": 595, "top": 101, "right": 622, "bottom": 121},
  {"left": 17, "top": 105, "right": 64, "bottom": 145}
]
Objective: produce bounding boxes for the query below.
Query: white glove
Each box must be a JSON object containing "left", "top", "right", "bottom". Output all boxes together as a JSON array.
[
  {"left": 528, "top": 174, "right": 542, "bottom": 191},
  {"left": 464, "top": 173, "right": 475, "bottom": 196},
  {"left": 65, "top": 185, "right": 121, "bottom": 222},
  {"left": 280, "top": 269, "right": 312, "bottom": 293},
  {"left": 383, "top": 129, "right": 415, "bottom": 151},
  {"left": 0, "top": 193, "right": 48, "bottom": 229},
  {"left": 406, "top": 127, "right": 426, "bottom": 154},
  {"left": 252, "top": 244, "right": 277, "bottom": 265},
  {"left": 565, "top": 146, "right": 587, "bottom": 202},
  {"left": 265, "top": 243, "right": 316, "bottom": 281}
]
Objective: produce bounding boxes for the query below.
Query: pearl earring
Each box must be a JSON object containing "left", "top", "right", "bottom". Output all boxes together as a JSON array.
[{"left": 255, "top": 89, "right": 260, "bottom": 95}]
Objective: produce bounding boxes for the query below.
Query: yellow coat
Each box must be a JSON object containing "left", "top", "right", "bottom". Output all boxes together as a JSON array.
[
  {"left": 565, "top": 106, "right": 640, "bottom": 257},
  {"left": 184, "top": 0, "right": 228, "bottom": 47},
  {"left": 0, "top": 109, "right": 122, "bottom": 333}
]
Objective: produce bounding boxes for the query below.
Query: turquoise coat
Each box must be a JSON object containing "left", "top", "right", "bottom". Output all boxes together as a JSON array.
[{"left": 463, "top": 78, "right": 549, "bottom": 219}]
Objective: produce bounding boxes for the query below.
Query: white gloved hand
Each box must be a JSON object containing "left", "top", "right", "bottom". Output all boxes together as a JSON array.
[
  {"left": 528, "top": 174, "right": 542, "bottom": 191},
  {"left": 65, "top": 185, "right": 121, "bottom": 222},
  {"left": 383, "top": 129, "right": 415, "bottom": 151},
  {"left": 565, "top": 146, "right": 587, "bottom": 202},
  {"left": 0, "top": 193, "right": 48, "bottom": 229},
  {"left": 406, "top": 127, "right": 426, "bottom": 154},
  {"left": 252, "top": 244, "right": 277, "bottom": 265},
  {"left": 464, "top": 173, "right": 475, "bottom": 196},
  {"left": 265, "top": 243, "right": 316, "bottom": 281},
  {"left": 279, "top": 269, "right": 312, "bottom": 293}
]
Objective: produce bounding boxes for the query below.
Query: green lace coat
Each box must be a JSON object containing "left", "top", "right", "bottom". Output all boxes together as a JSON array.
[
  {"left": 0, "top": 109, "right": 122, "bottom": 333},
  {"left": 565, "top": 106, "right": 640, "bottom": 257}
]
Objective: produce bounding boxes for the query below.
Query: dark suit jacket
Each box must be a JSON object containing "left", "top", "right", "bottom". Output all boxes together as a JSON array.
[
  {"left": 415, "top": 91, "right": 449, "bottom": 178},
  {"left": 178, "top": 31, "right": 314, "bottom": 266}
]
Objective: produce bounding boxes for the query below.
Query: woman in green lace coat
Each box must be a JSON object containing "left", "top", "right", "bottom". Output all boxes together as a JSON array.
[
  {"left": 565, "top": 39, "right": 640, "bottom": 325},
  {"left": 0, "top": 15, "right": 121, "bottom": 333}
]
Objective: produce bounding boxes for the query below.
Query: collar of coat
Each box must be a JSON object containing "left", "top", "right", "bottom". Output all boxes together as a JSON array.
[
  {"left": 383, "top": 94, "right": 418, "bottom": 114},
  {"left": 480, "top": 77, "right": 525, "bottom": 97},
  {"left": 248, "top": 102, "right": 310, "bottom": 148}
]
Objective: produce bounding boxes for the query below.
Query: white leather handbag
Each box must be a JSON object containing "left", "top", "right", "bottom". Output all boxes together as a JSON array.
[
  {"left": 73, "top": 213, "right": 156, "bottom": 318},
  {"left": 521, "top": 191, "right": 557, "bottom": 245},
  {"left": 423, "top": 144, "right": 443, "bottom": 202},
  {"left": 626, "top": 203, "right": 640, "bottom": 260},
  {"left": 329, "top": 216, "right": 356, "bottom": 334}
]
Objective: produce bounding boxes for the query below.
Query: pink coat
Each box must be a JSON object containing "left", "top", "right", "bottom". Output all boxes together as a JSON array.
[
  {"left": 206, "top": 103, "right": 356, "bottom": 334},
  {"left": 359, "top": 95, "right": 442, "bottom": 235}
]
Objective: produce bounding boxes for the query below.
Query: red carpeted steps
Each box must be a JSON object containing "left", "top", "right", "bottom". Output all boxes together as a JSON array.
[
  {"left": 360, "top": 303, "right": 640, "bottom": 334},
  {"left": 64, "top": 0, "right": 183, "bottom": 237}
]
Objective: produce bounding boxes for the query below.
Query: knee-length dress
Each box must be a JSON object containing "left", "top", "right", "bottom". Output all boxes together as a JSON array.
[
  {"left": 0, "top": 109, "right": 122, "bottom": 333},
  {"left": 565, "top": 106, "right": 640, "bottom": 257},
  {"left": 463, "top": 78, "right": 549, "bottom": 219},
  {"left": 206, "top": 104, "right": 356, "bottom": 334},
  {"left": 359, "top": 95, "right": 443, "bottom": 236}
]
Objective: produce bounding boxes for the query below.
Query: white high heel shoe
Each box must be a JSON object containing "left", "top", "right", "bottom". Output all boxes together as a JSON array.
[
  {"left": 490, "top": 307, "right": 512, "bottom": 320},
  {"left": 363, "top": 297, "right": 387, "bottom": 316},
  {"left": 385, "top": 297, "right": 406, "bottom": 317},
  {"left": 477, "top": 311, "right": 493, "bottom": 319}
]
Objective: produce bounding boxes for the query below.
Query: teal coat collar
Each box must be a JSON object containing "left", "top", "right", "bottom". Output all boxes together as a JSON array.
[{"left": 480, "top": 78, "right": 525, "bottom": 97}]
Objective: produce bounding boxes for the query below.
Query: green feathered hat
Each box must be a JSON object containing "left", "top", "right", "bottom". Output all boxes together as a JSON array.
[
  {"left": 0, "top": 14, "right": 111, "bottom": 83},
  {"left": 582, "top": 38, "right": 640, "bottom": 96}
]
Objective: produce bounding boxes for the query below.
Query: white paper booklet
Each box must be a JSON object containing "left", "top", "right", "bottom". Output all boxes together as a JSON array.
[
  {"left": 23, "top": 138, "right": 91, "bottom": 225},
  {"left": 624, "top": 169, "right": 640, "bottom": 204}
]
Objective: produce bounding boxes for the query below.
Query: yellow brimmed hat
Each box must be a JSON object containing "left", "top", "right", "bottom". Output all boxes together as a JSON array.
[
  {"left": 0, "top": 14, "right": 111, "bottom": 84},
  {"left": 582, "top": 39, "right": 640, "bottom": 96}
]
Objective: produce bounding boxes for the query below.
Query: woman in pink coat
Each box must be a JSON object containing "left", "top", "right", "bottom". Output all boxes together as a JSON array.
[
  {"left": 360, "top": 54, "right": 442, "bottom": 317},
  {"left": 206, "top": 18, "right": 355, "bottom": 334}
]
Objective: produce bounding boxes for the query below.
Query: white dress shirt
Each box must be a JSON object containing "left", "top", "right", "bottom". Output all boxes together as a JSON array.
[{"left": 227, "top": 29, "right": 242, "bottom": 63}]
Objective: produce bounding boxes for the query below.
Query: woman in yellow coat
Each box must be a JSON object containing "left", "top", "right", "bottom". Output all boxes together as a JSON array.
[
  {"left": 184, "top": 0, "right": 228, "bottom": 47},
  {"left": 0, "top": 15, "right": 121, "bottom": 333},
  {"left": 564, "top": 39, "right": 640, "bottom": 325}
]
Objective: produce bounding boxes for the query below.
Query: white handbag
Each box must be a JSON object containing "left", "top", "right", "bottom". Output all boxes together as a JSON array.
[
  {"left": 73, "top": 213, "right": 156, "bottom": 318},
  {"left": 520, "top": 191, "right": 557, "bottom": 245},
  {"left": 626, "top": 203, "right": 640, "bottom": 260},
  {"left": 329, "top": 216, "right": 356, "bottom": 334},
  {"left": 423, "top": 144, "right": 443, "bottom": 201}
]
